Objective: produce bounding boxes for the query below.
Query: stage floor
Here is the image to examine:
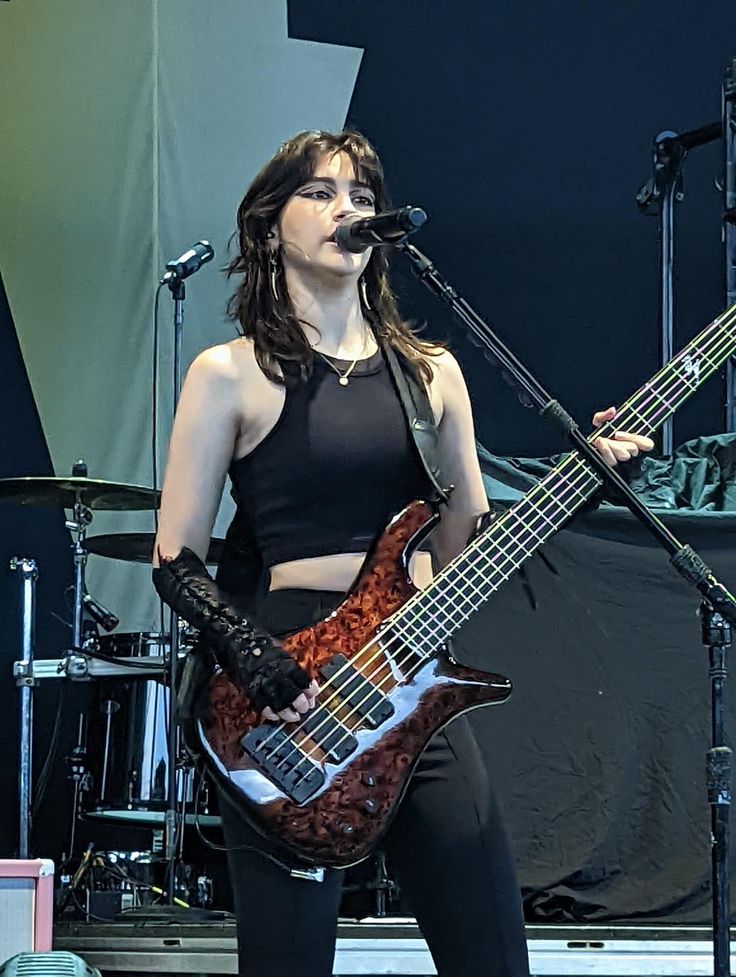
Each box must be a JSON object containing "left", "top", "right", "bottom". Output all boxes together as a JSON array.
[{"left": 54, "top": 919, "right": 734, "bottom": 975}]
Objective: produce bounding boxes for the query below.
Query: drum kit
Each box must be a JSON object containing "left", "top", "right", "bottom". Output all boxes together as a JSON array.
[
  {"left": 3, "top": 466, "right": 402, "bottom": 919},
  {"left": 3, "top": 466, "right": 223, "bottom": 914}
]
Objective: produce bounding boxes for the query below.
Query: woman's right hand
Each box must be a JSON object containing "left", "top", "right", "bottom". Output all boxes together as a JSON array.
[{"left": 262, "top": 679, "right": 320, "bottom": 723}]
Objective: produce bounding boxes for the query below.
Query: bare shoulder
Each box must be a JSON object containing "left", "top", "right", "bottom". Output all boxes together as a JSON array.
[
  {"left": 429, "top": 346, "right": 464, "bottom": 380},
  {"left": 189, "top": 336, "right": 258, "bottom": 383},
  {"left": 417, "top": 343, "right": 463, "bottom": 377},
  {"left": 186, "top": 337, "right": 272, "bottom": 402},
  {"left": 420, "top": 345, "right": 469, "bottom": 422}
]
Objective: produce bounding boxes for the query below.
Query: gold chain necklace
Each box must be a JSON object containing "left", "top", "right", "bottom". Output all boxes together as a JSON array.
[{"left": 315, "top": 335, "right": 371, "bottom": 387}]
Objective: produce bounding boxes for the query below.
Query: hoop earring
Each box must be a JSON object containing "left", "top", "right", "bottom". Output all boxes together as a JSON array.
[
  {"left": 359, "top": 276, "right": 372, "bottom": 312},
  {"left": 269, "top": 250, "right": 280, "bottom": 302}
]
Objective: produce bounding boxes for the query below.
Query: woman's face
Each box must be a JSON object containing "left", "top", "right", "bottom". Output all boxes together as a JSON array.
[{"left": 274, "top": 151, "right": 377, "bottom": 280}]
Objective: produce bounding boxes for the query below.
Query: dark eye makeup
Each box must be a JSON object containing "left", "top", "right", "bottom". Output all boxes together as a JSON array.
[{"left": 298, "top": 181, "right": 375, "bottom": 207}]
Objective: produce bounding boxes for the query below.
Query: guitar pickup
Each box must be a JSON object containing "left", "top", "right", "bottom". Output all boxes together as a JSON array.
[
  {"left": 241, "top": 725, "right": 325, "bottom": 804},
  {"left": 319, "top": 654, "right": 394, "bottom": 728},
  {"left": 299, "top": 707, "right": 357, "bottom": 762}
]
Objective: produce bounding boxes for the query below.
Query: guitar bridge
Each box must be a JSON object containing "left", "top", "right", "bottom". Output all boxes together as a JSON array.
[{"left": 241, "top": 725, "right": 326, "bottom": 803}]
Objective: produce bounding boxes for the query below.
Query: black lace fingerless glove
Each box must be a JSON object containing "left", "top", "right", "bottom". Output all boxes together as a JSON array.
[{"left": 152, "top": 547, "right": 310, "bottom": 713}]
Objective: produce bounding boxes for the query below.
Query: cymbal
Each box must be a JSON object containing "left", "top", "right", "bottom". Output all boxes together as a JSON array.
[
  {"left": 85, "top": 532, "right": 225, "bottom": 565},
  {"left": 0, "top": 477, "right": 161, "bottom": 511}
]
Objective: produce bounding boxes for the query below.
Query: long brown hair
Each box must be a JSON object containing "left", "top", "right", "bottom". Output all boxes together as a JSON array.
[{"left": 226, "top": 129, "right": 440, "bottom": 384}]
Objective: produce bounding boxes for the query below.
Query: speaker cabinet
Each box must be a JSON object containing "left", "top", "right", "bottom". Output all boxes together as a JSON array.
[{"left": 0, "top": 860, "right": 54, "bottom": 964}]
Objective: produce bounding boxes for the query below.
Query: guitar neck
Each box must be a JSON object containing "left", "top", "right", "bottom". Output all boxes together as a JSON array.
[
  {"left": 596, "top": 311, "right": 734, "bottom": 440},
  {"left": 391, "top": 303, "right": 736, "bottom": 654}
]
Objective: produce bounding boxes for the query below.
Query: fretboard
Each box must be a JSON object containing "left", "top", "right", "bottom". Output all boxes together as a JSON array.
[{"left": 389, "top": 303, "right": 736, "bottom": 654}]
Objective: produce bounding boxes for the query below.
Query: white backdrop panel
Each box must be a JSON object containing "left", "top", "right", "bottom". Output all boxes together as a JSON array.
[{"left": 0, "top": 0, "right": 361, "bottom": 629}]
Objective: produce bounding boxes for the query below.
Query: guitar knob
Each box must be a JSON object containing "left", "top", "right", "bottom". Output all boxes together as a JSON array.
[
  {"left": 362, "top": 798, "right": 379, "bottom": 815},
  {"left": 361, "top": 772, "right": 376, "bottom": 787},
  {"left": 340, "top": 823, "right": 354, "bottom": 835}
]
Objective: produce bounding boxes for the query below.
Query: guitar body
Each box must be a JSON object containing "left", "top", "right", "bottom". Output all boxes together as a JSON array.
[{"left": 190, "top": 500, "right": 512, "bottom": 868}]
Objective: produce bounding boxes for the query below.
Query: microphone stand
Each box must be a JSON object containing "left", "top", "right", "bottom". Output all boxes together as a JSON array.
[
  {"left": 150, "top": 243, "right": 212, "bottom": 915},
  {"left": 635, "top": 122, "right": 721, "bottom": 456},
  {"left": 162, "top": 273, "right": 185, "bottom": 910},
  {"left": 725, "top": 59, "right": 736, "bottom": 432},
  {"left": 397, "top": 239, "right": 736, "bottom": 975}
]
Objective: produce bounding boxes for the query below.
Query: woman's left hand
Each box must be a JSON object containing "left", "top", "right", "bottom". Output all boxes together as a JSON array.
[{"left": 591, "top": 406, "right": 655, "bottom": 467}]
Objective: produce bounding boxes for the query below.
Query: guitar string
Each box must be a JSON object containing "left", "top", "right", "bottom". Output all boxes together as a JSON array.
[
  {"left": 392, "top": 306, "right": 736, "bottom": 640},
  {"left": 260, "top": 309, "right": 736, "bottom": 777},
  {"left": 253, "top": 306, "right": 736, "bottom": 777},
  {"left": 366, "top": 307, "right": 736, "bottom": 669},
  {"left": 287, "top": 464, "right": 622, "bottom": 781},
  {"left": 268, "top": 459, "right": 596, "bottom": 777},
  {"left": 318, "top": 301, "right": 736, "bottom": 677},
  {"left": 394, "top": 467, "right": 596, "bottom": 643},
  {"left": 256, "top": 306, "right": 736, "bottom": 773}
]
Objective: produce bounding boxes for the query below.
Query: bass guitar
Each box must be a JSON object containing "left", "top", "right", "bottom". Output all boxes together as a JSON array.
[{"left": 192, "top": 303, "right": 736, "bottom": 867}]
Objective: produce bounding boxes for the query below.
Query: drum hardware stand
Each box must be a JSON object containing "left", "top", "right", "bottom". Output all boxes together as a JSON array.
[
  {"left": 63, "top": 714, "right": 91, "bottom": 868},
  {"left": 3, "top": 470, "right": 161, "bottom": 884},
  {"left": 10, "top": 554, "right": 39, "bottom": 859},
  {"left": 10, "top": 460, "right": 131, "bottom": 862},
  {"left": 63, "top": 461, "right": 94, "bottom": 676},
  {"left": 372, "top": 852, "right": 399, "bottom": 917},
  {"left": 635, "top": 121, "right": 722, "bottom": 456},
  {"left": 57, "top": 843, "right": 95, "bottom": 918},
  {"left": 399, "top": 238, "right": 736, "bottom": 976}
]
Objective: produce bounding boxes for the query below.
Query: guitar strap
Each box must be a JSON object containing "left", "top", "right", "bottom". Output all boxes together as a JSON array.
[{"left": 379, "top": 338, "right": 451, "bottom": 504}]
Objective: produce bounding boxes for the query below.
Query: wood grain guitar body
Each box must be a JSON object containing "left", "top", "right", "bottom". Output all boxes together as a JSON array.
[{"left": 192, "top": 500, "right": 511, "bottom": 868}]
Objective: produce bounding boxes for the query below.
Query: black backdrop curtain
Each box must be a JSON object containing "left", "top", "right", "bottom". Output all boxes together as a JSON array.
[{"left": 458, "top": 502, "right": 735, "bottom": 923}]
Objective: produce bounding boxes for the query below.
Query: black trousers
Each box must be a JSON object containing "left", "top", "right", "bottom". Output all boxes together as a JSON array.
[{"left": 218, "top": 588, "right": 530, "bottom": 977}]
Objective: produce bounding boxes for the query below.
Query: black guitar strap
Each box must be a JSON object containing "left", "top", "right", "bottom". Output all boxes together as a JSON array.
[{"left": 379, "top": 338, "right": 451, "bottom": 504}]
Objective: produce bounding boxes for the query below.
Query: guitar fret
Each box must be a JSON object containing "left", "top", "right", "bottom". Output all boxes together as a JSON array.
[
  {"left": 434, "top": 549, "right": 525, "bottom": 634},
  {"left": 453, "top": 567, "right": 488, "bottom": 608},
  {"left": 405, "top": 537, "right": 535, "bottom": 647},
  {"left": 534, "top": 473, "right": 591, "bottom": 513},
  {"left": 463, "top": 567, "right": 493, "bottom": 604},
  {"left": 400, "top": 468, "right": 592, "bottom": 650},
  {"left": 617, "top": 403, "right": 653, "bottom": 431},
  {"left": 633, "top": 385, "right": 670, "bottom": 424},
  {"left": 614, "top": 324, "right": 731, "bottom": 436},
  {"left": 392, "top": 464, "right": 609, "bottom": 649}
]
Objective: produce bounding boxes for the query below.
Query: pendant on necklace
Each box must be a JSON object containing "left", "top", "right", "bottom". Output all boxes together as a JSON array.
[{"left": 339, "top": 377, "right": 349, "bottom": 386}]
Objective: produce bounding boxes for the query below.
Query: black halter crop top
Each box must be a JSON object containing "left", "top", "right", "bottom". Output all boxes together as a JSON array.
[{"left": 226, "top": 348, "right": 435, "bottom": 569}]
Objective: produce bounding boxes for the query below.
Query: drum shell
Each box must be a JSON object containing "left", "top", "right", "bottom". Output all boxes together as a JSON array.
[{"left": 82, "top": 632, "right": 208, "bottom": 824}]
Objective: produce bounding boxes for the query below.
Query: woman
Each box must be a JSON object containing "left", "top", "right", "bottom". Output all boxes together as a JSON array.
[{"left": 153, "top": 129, "right": 653, "bottom": 977}]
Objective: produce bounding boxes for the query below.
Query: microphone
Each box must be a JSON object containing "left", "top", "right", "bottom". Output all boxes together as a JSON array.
[
  {"left": 658, "top": 122, "right": 722, "bottom": 152},
  {"left": 161, "top": 240, "right": 215, "bottom": 284},
  {"left": 334, "top": 206, "right": 427, "bottom": 253},
  {"left": 83, "top": 594, "right": 119, "bottom": 633}
]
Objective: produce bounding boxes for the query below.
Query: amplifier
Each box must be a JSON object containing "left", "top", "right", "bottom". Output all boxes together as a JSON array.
[{"left": 0, "top": 860, "right": 54, "bottom": 964}]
